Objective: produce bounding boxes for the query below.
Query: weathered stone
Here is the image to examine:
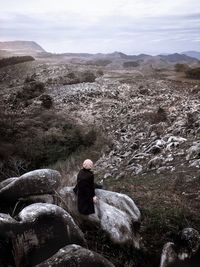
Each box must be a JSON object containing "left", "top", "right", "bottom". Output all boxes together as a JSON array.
[
  {"left": 148, "top": 156, "right": 164, "bottom": 169},
  {"left": 59, "top": 187, "right": 141, "bottom": 247},
  {"left": 0, "top": 177, "right": 18, "bottom": 190},
  {"left": 145, "top": 139, "right": 166, "bottom": 154},
  {"left": 160, "top": 228, "right": 200, "bottom": 267},
  {"left": 166, "top": 136, "right": 187, "bottom": 151},
  {"left": 186, "top": 142, "right": 200, "bottom": 160},
  {"left": 35, "top": 244, "right": 115, "bottom": 267},
  {"left": 160, "top": 242, "right": 177, "bottom": 267},
  {"left": 0, "top": 203, "right": 85, "bottom": 267},
  {"left": 0, "top": 169, "right": 61, "bottom": 202}
]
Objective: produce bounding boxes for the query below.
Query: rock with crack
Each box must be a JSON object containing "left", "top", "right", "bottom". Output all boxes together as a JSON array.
[
  {"left": 148, "top": 156, "right": 164, "bottom": 169},
  {"left": 186, "top": 142, "right": 200, "bottom": 161},
  {"left": 160, "top": 228, "right": 200, "bottom": 267},
  {"left": 165, "top": 136, "right": 187, "bottom": 151},
  {"left": 145, "top": 139, "right": 166, "bottom": 154},
  {"left": 0, "top": 169, "right": 61, "bottom": 202},
  {"left": 59, "top": 187, "right": 141, "bottom": 248},
  {"left": 35, "top": 244, "right": 115, "bottom": 267},
  {"left": 0, "top": 203, "right": 86, "bottom": 267}
]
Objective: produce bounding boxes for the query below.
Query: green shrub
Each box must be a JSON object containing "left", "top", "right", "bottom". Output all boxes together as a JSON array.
[
  {"left": 0, "top": 105, "right": 101, "bottom": 180},
  {"left": 174, "top": 63, "right": 189, "bottom": 72},
  {"left": 96, "top": 69, "right": 104, "bottom": 76},
  {"left": 0, "top": 56, "right": 35, "bottom": 68},
  {"left": 123, "top": 61, "right": 139, "bottom": 68},
  {"left": 87, "top": 59, "right": 111, "bottom": 66},
  {"left": 81, "top": 70, "right": 96, "bottom": 82},
  {"left": 142, "top": 107, "right": 167, "bottom": 124},
  {"left": 186, "top": 67, "right": 200, "bottom": 79},
  {"left": 39, "top": 94, "right": 53, "bottom": 109},
  {"left": 16, "top": 81, "right": 45, "bottom": 101}
]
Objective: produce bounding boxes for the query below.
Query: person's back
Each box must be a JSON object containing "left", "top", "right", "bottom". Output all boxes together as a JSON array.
[{"left": 73, "top": 159, "right": 97, "bottom": 215}]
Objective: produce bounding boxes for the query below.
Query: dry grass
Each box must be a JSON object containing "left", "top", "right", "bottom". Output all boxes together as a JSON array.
[
  {"left": 103, "top": 168, "right": 200, "bottom": 267},
  {"left": 49, "top": 129, "right": 110, "bottom": 187}
]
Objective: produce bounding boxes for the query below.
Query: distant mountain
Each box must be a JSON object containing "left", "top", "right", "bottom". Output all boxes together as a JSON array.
[
  {"left": 96, "top": 52, "right": 151, "bottom": 60},
  {"left": 2, "top": 40, "right": 199, "bottom": 70},
  {"left": 158, "top": 53, "right": 199, "bottom": 63},
  {"left": 181, "top": 51, "right": 200, "bottom": 60},
  {"left": 0, "top": 41, "right": 46, "bottom": 56}
]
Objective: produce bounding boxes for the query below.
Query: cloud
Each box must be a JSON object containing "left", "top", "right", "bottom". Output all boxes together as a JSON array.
[{"left": 0, "top": 0, "right": 200, "bottom": 54}]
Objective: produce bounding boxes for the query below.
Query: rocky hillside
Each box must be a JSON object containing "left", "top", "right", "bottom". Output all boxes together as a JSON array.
[
  {"left": 0, "top": 57, "right": 200, "bottom": 266},
  {"left": 1, "top": 41, "right": 199, "bottom": 72}
]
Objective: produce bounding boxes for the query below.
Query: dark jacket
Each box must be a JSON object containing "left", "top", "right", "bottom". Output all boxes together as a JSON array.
[{"left": 73, "top": 168, "right": 95, "bottom": 215}]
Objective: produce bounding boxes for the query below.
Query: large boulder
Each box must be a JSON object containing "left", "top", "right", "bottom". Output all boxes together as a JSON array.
[
  {"left": 0, "top": 203, "right": 85, "bottom": 267},
  {"left": 160, "top": 228, "right": 200, "bottom": 267},
  {"left": 35, "top": 244, "right": 115, "bottom": 267},
  {"left": 0, "top": 169, "right": 61, "bottom": 202},
  {"left": 59, "top": 187, "right": 141, "bottom": 247}
]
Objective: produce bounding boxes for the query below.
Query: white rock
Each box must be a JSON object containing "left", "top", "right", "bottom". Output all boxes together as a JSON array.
[
  {"left": 59, "top": 187, "right": 141, "bottom": 248},
  {"left": 186, "top": 143, "right": 200, "bottom": 160},
  {"left": 0, "top": 169, "right": 61, "bottom": 201}
]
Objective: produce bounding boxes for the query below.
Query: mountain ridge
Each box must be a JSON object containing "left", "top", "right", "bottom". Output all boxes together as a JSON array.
[
  {"left": 0, "top": 41, "right": 46, "bottom": 55},
  {"left": 0, "top": 41, "right": 200, "bottom": 67},
  {"left": 182, "top": 51, "right": 200, "bottom": 60}
]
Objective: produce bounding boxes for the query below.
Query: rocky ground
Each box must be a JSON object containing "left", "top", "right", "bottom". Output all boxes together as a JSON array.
[{"left": 0, "top": 59, "right": 200, "bottom": 266}]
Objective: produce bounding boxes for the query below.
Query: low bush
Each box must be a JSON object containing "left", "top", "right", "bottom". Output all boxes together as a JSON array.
[
  {"left": 174, "top": 63, "right": 189, "bottom": 72},
  {"left": 87, "top": 59, "right": 111, "bottom": 66},
  {"left": 186, "top": 67, "right": 200, "bottom": 79},
  {"left": 0, "top": 105, "right": 100, "bottom": 180},
  {"left": 142, "top": 107, "right": 168, "bottom": 124},
  {"left": 61, "top": 70, "right": 97, "bottom": 85},
  {"left": 14, "top": 80, "right": 45, "bottom": 106},
  {"left": 39, "top": 94, "right": 53, "bottom": 109},
  {"left": 0, "top": 56, "right": 35, "bottom": 68},
  {"left": 123, "top": 61, "right": 140, "bottom": 68},
  {"left": 80, "top": 70, "right": 96, "bottom": 83}
]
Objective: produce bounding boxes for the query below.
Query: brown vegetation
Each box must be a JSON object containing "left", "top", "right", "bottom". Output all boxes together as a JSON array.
[
  {"left": 174, "top": 63, "right": 189, "bottom": 72},
  {"left": 142, "top": 107, "right": 168, "bottom": 125},
  {"left": 186, "top": 67, "right": 200, "bottom": 79},
  {"left": 0, "top": 105, "right": 100, "bottom": 180},
  {"left": 123, "top": 61, "right": 140, "bottom": 68},
  {"left": 0, "top": 56, "right": 35, "bottom": 68}
]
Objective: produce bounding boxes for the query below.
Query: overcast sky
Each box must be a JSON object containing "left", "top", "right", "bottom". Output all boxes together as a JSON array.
[{"left": 0, "top": 0, "right": 200, "bottom": 54}]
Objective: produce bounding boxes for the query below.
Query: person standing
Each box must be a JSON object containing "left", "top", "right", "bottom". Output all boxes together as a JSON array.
[{"left": 73, "top": 159, "right": 98, "bottom": 215}]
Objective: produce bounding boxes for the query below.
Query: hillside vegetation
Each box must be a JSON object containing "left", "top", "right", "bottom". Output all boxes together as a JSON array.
[
  {"left": 0, "top": 56, "right": 35, "bottom": 68},
  {"left": 0, "top": 51, "right": 200, "bottom": 266}
]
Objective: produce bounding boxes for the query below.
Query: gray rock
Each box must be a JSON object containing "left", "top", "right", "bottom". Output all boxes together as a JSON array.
[
  {"left": 17, "top": 194, "right": 57, "bottom": 204},
  {"left": 186, "top": 142, "right": 200, "bottom": 160},
  {"left": 126, "top": 163, "right": 143, "bottom": 174},
  {"left": 0, "top": 169, "right": 61, "bottom": 201},
  {"left": 35, "top": 244, "right": 115, "bottom": 267},
  {"left": 0, "top": 177, "right": 18, "bottom": 190},
  {"left": 145, "top": 139, "right": 166, "bottom": 154},
  {"left": 148, "top": 156, "right": 164, "bottom": 169},
  {"left": 160, "top": 228, "right": 200, "bottom": 267},
  {"left": 189, "top": 159, "right": 200, "bottom": 168},
  {"left": 0, "top": 203, "right": 85, "bottom": 267},
  {"left": 165, "top": 136, "right": 187, "bottom": 151},
  {"left": 160, "top": 242, "right": 177, "bottom": 267},
  {"left": 59, "top": 187, "right": 141, "bottom": 247},
  {"left": 179, "top": 228, "right": 200, "bottom": 256}
]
